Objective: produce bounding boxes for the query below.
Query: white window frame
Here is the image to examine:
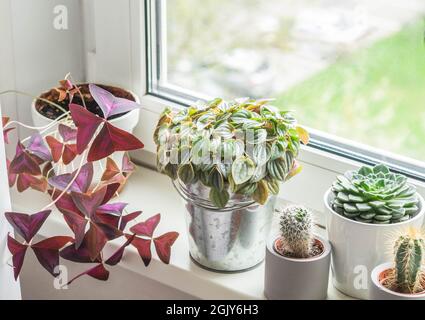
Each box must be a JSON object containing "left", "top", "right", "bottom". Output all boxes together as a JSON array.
[{"left": 89, "top": 0, "right": 425, "bottom": 224}]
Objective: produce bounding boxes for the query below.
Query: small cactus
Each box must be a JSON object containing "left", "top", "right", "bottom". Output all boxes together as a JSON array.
[
  {"left": 392, "top": 230, "right": 425, "bottom": 294},
  {"left": 279, "top": 205, "right": 314, "bottom": 258}
]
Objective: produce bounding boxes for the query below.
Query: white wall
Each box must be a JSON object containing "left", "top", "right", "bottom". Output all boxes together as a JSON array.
[{"left": 0, "top": 0, "right": 85, "bottom": 138}]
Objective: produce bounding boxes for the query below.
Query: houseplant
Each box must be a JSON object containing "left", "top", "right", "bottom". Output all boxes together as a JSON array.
[
  {"left": 30, "top": 74, "right": 140, "bottom": 184},
  {"left": 154, "top": 98, "right": 309, "bottom": 271},
  {"left": 1, "top": 76, "right": 178, "bottom": 285},
  {"left": 264, "top": 205, "right": 331, "bottom": 300},
  {"left": 370, "top": 228, "right": 425, "bottom": 300},
  {"left": 325, "top": 164, "right": 424, "bottom": 299}
]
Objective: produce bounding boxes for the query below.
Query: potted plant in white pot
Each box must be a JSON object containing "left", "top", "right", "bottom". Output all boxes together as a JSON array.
[
  {"left": 29, "top": 76, "right": 140, "bottom": 186},
  {"left": 264, "top": 205, "right": 331, "bottom": 300},
  {"left": 370, "top": 228, "right": 425, "bottom": 300},
  {"left": 154, "top": 98, "right": 309, "bottom": 271},
  {"left": 325, "top": 164, "right": 425, "bottom": 299}
]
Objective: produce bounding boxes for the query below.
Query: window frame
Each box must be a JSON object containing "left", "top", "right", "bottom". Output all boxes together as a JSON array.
[{"left": 144, "top": 0, "right": 425, "bottom": 182}]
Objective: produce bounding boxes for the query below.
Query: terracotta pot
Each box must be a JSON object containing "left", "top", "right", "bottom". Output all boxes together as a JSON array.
[{"left": 369, "top": 262, "right": 425, "bottom": 300}]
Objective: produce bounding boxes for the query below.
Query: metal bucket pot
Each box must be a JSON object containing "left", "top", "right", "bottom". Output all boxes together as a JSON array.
[{"left": 173, "top": 179, "right": 276, "bottom": 272}]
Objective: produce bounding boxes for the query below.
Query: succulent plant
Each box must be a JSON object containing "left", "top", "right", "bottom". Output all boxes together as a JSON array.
[
  {"left": 331, "top": 164, "right": 419, "bottom": 224},
  {"left": 390, "top": 230, "right": 425, "bottom": 294},
  {"left": 279, "top": 205, "right": 314, "bottom": 258},
  {"left": 154, "top": 98, "right": 309, "bottom": 208}
]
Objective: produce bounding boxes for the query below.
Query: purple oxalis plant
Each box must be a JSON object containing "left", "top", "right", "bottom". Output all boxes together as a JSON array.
[{"left": 2, "top": 77, "right": 178, "bottom": 285}]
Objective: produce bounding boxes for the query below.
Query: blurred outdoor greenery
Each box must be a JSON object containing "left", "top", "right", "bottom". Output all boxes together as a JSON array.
[
  {"left": 278, "top": 20, "right": 425, "bottom": 161},
  {"left": 166, "top": 0, "right": 425, "bottom": 162}
]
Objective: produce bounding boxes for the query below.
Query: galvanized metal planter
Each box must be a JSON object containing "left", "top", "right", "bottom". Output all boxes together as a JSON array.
[{"left": 173, "top": 179, "right": 276, "bottom": 272}]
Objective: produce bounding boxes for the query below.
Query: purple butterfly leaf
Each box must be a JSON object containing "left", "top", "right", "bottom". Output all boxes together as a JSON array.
[
  {"left": 89, "top": 84, "right": 140, "bottom": 119},
  {"left": 5, "top": 210, "right": 51, "bottom": 243},
  {"left": 66, "top": 263, "right": 109, "bottom": 286},
  {"left": 9, "top": 142, "right": 41, "bottom": 175},
  {"left": 130, "top": 213, "right": 161, "bottom": 238},
  {"left": 7, "top": 235, "right": 28, "bottom": 280},
  {"left": 119, "top": 211, "right": 142, "bottom": 231},
  {"left": 48, "top": 162, "right": 93, "bottom": 193},
  {"left": 96, "top": 202, "right": 127, "bottom": 216},
  {"left": 71, "top": 187, "right": 106, "bottom": 219},
  {"left": 26, "top": 133, "right": 52, "bottom": 162},
  {"left": 58, "top": 124, "right": 77, "bottom": 142},
  {"left": 31, "top": 236, "right": 73, "bottom": 276},
  {"left": 105, "top": 234, "right": 135, "bottom": 266}
]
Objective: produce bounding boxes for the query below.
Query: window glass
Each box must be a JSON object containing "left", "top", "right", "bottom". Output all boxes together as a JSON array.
[{"left": 163, "top": 0, "right": 425, "bottom": 163}]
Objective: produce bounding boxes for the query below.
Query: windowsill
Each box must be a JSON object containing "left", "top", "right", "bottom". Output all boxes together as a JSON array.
[{"left": 10, "top": 164, "right": 353, "bottom": 300}]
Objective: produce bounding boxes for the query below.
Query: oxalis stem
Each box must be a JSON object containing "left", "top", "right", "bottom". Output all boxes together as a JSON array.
[{"left": 0, "top": 90, "right": 69, "bottom": 115}]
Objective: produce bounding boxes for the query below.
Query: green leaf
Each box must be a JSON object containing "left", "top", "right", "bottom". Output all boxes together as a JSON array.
[
  {"left": 232, "top": 156, "right": 255, "bottom": 185},
  {"left": 209, "top": 167, "right": 224, "bottom": 191},
  {"left": 373, "top": 164, "right": 390, "bottom": 174},
  {"left": 209, "top": 188, "right": 229, "bottom": 208},
  {"left": 253, "top": 144, "right": 268, "bottom": 165},
  {"left": 358, "top": 166, "right": 373, "bottom": 176},
  {"left": 253, "top": 180, "right": 269, "bottom": 205},
  {"left": 177, "top": 163, "right": 195, "bottom": 185}
]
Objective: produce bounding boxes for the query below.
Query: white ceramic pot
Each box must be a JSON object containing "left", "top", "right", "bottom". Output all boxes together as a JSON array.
[
  {"left": 325, "top": 189, "right": 425, "bottom": 300},
  {"left": 31, "top": 87, "right": 140, "bottom": 131},
  {"left": 264, "top": 234, "right": 331, "bottom": 300},
  {"left": 31, "top": 86, "right": 140, "bottom": 182},
  {"left": 370, "top": 262, "right": 425, "bottom": 300}
]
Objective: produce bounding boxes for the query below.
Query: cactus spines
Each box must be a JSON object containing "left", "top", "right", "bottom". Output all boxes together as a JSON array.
[
  {"left": 392, "top": 230, "right": 425, "bottom": 294},
  {"left": 279, "top": 205, "right": 314, "bottom": 258}
]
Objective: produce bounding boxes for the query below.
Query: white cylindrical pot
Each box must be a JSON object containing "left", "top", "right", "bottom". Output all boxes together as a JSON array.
[
  {"left": 370, "top": 262, "right": 425, "bottom": 300},
  {"left": 31, "top": 86, "right": 140, "bottom": 132},
  {"left": 31, "top": 85, "right": 140, "bottom": 182},
  {"left": 264, "top": 234, "right": 331, "bottom": 300},
  {"left": 325, "top": 189, "right": 425, "bottom": 300}
]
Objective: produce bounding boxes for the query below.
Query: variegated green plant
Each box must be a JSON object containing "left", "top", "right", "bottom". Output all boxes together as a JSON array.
[
  {"left": 154, "top": 98, "right": 309, "bottom": 208},
  {"left": 331, "top": 164, "right": 419, "bottom": 224}
]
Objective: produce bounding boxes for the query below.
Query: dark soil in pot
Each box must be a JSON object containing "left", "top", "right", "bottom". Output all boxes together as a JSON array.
[
  {"left": 35, "top": 84, "right": 136, "bottom": 120},
  {"left": 378, "top": 268, "right": 425, "bottom": 295},
  {"left": 274, "top": 237, "right": 324, "bottom": 259}
]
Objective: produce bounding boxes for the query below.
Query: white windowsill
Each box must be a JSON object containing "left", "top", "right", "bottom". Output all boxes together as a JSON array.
[{"left": 10, "top": 165, "right": 353, "bottom": 300}]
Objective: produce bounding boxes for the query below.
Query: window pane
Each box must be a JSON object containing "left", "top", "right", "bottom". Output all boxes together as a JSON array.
[{"left": 163, "top": 0, "right": 425, "bottom": 164}]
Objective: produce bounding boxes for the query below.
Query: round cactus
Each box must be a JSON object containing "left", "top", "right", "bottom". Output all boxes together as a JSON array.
[
  {"left": 331, "top": 164, "right": 419, "bottom": 224},
  {"left": 279, "top": 205, "right": 314, "bottom": 258},
  {"left": 392, "top": 231, "right": 425, "bottom": 294}
]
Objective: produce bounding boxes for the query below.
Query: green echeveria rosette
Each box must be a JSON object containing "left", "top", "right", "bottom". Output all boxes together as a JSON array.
[
  {"left": 153, "top": 98, "right": 309, "bottom": 208},
  {"left": 331, "top": 164, "right": 419, "bottom": 224}
]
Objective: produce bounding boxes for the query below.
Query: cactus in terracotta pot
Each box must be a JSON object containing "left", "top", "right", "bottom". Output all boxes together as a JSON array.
[
  {"left": 391, "top": 231, "right": 425, "bottom": 294},
  {"left": 279, "top": 205, "right": 314, "bottom": 258}
]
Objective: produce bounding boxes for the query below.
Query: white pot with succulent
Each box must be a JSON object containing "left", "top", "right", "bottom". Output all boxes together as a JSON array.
[
  {"left": 154, "top": 98, "right": 309, "bottom": 272},
  {"left": 264, "top": 205, "right": 331, "bottom": 300},
  {"left": 370, "top": 229, "right": 425, "bottom": 300},
  {"left": 325, "top": 164, "right": 425, "bottom": 299}
]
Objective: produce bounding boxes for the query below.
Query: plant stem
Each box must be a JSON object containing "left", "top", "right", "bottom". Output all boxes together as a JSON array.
[
  {"left": 0, "top": 90, "right": 68, "bottom": 114},
  {"left": 67, "top": 74, "right": 87, "bottom": 109}
]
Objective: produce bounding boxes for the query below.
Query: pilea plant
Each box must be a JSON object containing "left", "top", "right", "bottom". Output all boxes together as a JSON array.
[
  {"left": 154, "top": 98, "right": 309, "bottom": 208},
  {"left": 278, "top": 206, "right": 314, "bottom": 258},
  {"left": 1, "top": 76, "right": 178, "bottom": 284},
  {"left": 331, "top": 164, "right": 419, "bottom": 224},
  {"left": 385, "top": 230, "right": 425, "bottom": 294}
]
